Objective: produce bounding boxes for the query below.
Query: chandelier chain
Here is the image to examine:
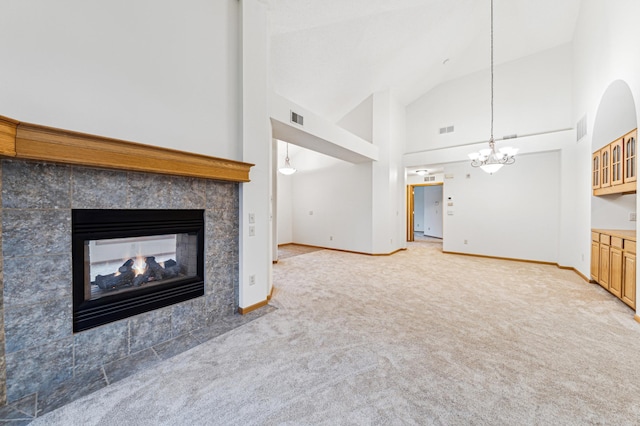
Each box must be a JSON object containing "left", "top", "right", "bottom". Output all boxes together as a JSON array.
[{"left": 490, "top": 0, "right": 494, "bottom": 143}]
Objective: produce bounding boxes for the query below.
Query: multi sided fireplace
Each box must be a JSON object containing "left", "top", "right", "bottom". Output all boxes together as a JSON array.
[{"left": 72, "top": 209, "right": 205, "bottom": 332}]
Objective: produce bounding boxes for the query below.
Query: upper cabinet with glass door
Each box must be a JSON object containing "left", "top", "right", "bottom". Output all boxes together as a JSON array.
[{"left": 593, "top": 128, "right": 637, "bottom": 196}]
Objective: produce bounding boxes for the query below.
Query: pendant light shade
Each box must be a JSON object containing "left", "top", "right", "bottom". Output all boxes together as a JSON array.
[{"left": 278, "top": 143, "right": 297, "bottom": 175}]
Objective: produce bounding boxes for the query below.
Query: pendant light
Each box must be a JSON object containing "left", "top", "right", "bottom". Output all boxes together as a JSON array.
[{"left": 278, "top": 143, "right": 297, "bottom": 175}]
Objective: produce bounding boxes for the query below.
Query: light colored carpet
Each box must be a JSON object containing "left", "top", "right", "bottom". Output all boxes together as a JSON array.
[
  {"left": 277, "top": 243, "right": 324, "bottom": 260},
  {"left": 33, "top": 242, "right": 640, "bottom": 425}
]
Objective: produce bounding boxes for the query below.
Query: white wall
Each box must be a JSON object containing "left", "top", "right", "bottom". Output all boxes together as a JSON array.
[
  {"left": 406, "top": 44, "right": 573, "bottom": 154},
  {"left": 371, "top": 90, "right": 407, "bottom": 253},
  {"left": 292, "top": 160, "right": 373, "bottom": 253},
  {"left": 443, "top": 151, "right": 560, "bottom": 263},
  {"left": 423, "top": 185, "right": 443, "bottom": 239},
  {"left": 337, "top": 95, "right": 373, "bottom": 143},
  {"left": 569, "top": 0, "right": 640, "bottom": 281},
  {"left": 0, "top": 0, "right": 241, "bottom": 161},
  {"left": 414, "top": 187, "right": 425, "bottom": 232},
  {"left": 240, "top": 0, "right": 271, "bottom": 307}
]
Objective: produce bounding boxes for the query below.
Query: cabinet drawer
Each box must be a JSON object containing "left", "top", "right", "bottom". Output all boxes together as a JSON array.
[
  {"left": 625, "top": 240, "right": 636, "bottom": 253},
  {"left": 592, "top": 232, "right": 600, "bottom": 242},
  {"left": 611, "top": 236, "right": 623, "bottom": 249},
  {"left": 600, "top": 234, "right": 611, "bottom": 245}
]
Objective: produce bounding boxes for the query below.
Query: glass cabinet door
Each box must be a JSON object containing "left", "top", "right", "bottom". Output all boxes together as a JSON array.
[
  {"left": 601, "top": 146, "right": 611, "bottom": 188},
  {"left": 624, "top": 130, "right": 637, "bottom": 183},
  {"left": 592, "top": 151, "right": 600, "bottom": 190},
  {"left": 611, "top": 138, "right": 623, "bottom": 185}
]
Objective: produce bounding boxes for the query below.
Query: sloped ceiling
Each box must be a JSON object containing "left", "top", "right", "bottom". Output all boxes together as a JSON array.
[{"left": 267, "top": 0, "right": 581, "bottom": 122}]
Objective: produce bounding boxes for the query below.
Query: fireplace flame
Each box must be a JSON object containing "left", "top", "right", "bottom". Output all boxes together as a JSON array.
[{"left": 132, "top": 254, "right": 147, "bottom": 277}]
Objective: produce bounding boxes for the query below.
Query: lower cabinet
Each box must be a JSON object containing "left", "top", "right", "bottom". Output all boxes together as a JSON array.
[
  {"left": 591, "top": 230, "right": 636, "bottom": 310},
  {"left": 591, "top": 240, "right": 600, "bottom": 281},
  {"left": 622, "top": 252, "right": 636, "bottom": 309},
  {"left": 609, "top": 246, "right": 623, "bottom": 298},
  {"left": 599, "top": 242, "right": 610, "bottom": 290}
]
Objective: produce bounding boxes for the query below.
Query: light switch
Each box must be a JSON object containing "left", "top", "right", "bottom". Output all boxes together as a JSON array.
[{"left": 248, "top": 213, "right": 255, "bottom": 224}]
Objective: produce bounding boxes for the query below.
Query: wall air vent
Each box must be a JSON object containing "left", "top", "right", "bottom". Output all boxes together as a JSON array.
[
  {"left": 439, "top": 125, "right": 454, "bottom": 134},
  {"left": 424, "top": 176, "right": 436, "bottom": 182},
  {"left": 577, "top": 114, "right": 587, "bottom": 141},
  {"left": 291, "top": 111, "right": 304, "bottom": 126}
]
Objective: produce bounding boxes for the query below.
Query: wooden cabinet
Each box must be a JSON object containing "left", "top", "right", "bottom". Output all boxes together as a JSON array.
[
  {"left": 591, "top": 239, "right": 600, "bottom": 281},
  {"left": 591, "top": 229, "right": 636, "bottom": 310},
  {"left": 599, "top": 242, "right": 610, "bottom": 289},
  {"left": 609, "top": 246, "right": 623, "bottom": 297},
  {"left": 593, "top": 128, "right": 637, "bottom": 196},
  {"left": 622, "top": 252, "right": 636, "bottom": 309}
]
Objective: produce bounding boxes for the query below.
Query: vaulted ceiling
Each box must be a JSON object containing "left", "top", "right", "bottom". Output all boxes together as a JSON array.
[{"left": 266, "top": 0, "right": 582, "bottom": 123}]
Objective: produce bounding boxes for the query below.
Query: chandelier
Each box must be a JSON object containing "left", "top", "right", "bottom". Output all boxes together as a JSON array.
[
  {"left": 468, "top": 0, "right": 517, "bottom": 174},
  {"left": 278, "top": 143, "right": 297, "bottom": 175}
]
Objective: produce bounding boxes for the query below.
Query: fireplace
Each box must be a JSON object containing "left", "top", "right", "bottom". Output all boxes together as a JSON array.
[
  {"left": 0, "top": 116, "right": 256, "bottom": 416},
  {"left": 72, "top": 209, "right": 205, "bottom": 332}
]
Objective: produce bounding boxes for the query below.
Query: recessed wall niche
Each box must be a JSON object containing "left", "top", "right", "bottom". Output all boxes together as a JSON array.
[{"left": 591, "top": 79, "right": 638, "bottom": 230}]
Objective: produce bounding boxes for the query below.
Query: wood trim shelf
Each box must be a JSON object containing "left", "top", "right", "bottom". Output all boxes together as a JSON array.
[{"left": 0, "top": 115, "right": 253, "bottom": 182}]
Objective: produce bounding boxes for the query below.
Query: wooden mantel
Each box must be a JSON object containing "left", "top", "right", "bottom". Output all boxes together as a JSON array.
[{"left": 0, "top": 115, "right": 253, "bottom": 182}]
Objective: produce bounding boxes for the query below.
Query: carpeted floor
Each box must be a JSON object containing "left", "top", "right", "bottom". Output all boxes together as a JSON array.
[
  {"left": 31, "top": 242, "right": 640, "bottom": 425},
  {"left": 277, "top": 243, "right": 324, "bottom": 260}
]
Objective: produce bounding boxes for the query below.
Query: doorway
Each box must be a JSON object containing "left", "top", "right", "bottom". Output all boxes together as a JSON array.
[{"left": 406, "top": 183, "right": 444, "bottom": 242}]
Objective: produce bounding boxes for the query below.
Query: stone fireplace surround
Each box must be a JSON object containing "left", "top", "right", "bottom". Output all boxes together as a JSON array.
[{"left": 0, "top": 117, "right": 264, "bottom": 421}]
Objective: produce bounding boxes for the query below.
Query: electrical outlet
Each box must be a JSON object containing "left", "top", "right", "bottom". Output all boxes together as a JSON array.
[
  {"left": 630, "top": 212, "right": 637, "bottom": 221},
  {"left": 464, "top": 239, "right": 468, "bottom": 245},
  {"left": 249, "top": 275, "right": 256, "bottom": 286},
  {"left": 248, "top": 213, "right": 255, "bottom": 224},
  {"left": 309, "top": 210, "right": 314, "bottom": 215},
  {"left": 249, "top": 225, "right": 255, "bottom": 236},
  {"left": 329, "top": 236, "right": 333, "bottom": 241}
]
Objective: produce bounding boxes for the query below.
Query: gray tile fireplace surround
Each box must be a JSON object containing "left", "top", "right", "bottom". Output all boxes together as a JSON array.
[{"left": 0, "top": 159, "right": 270, "bottom": 423}]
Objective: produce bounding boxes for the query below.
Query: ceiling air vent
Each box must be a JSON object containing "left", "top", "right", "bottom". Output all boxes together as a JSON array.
[
  {"left": 439, "top": 125, "right": 454, "bottom": 134},
  {"left": 291, "top": 111, "right": 304, "bottom": 126},
  {"left": 577, "top": 114, "right": 587, "bottom": 141}
]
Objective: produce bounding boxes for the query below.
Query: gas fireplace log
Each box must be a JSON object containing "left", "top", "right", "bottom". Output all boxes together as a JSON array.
[
  {"left": 133, "top": 270, "right": 151, "bottom": 287},
  {"left": 93, "top": 259, "right": 135, "bottom": 290},
  {"left": 163, "top": 259, "right": 183, "bottom": 278},
  {"left": 94, "top": 270, "right": 134, "bottom": 289},
  {"left": 146, "top": 256, "right": 165, "bottom": 280}
]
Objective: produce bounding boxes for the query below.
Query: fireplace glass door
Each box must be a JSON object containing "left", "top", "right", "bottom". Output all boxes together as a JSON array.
[
  {"left": 73, "top": 209, "right": 205, "bottom": 332},
  {"left": 86, "top": 233, "right": 198, "bottom": 299}
]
